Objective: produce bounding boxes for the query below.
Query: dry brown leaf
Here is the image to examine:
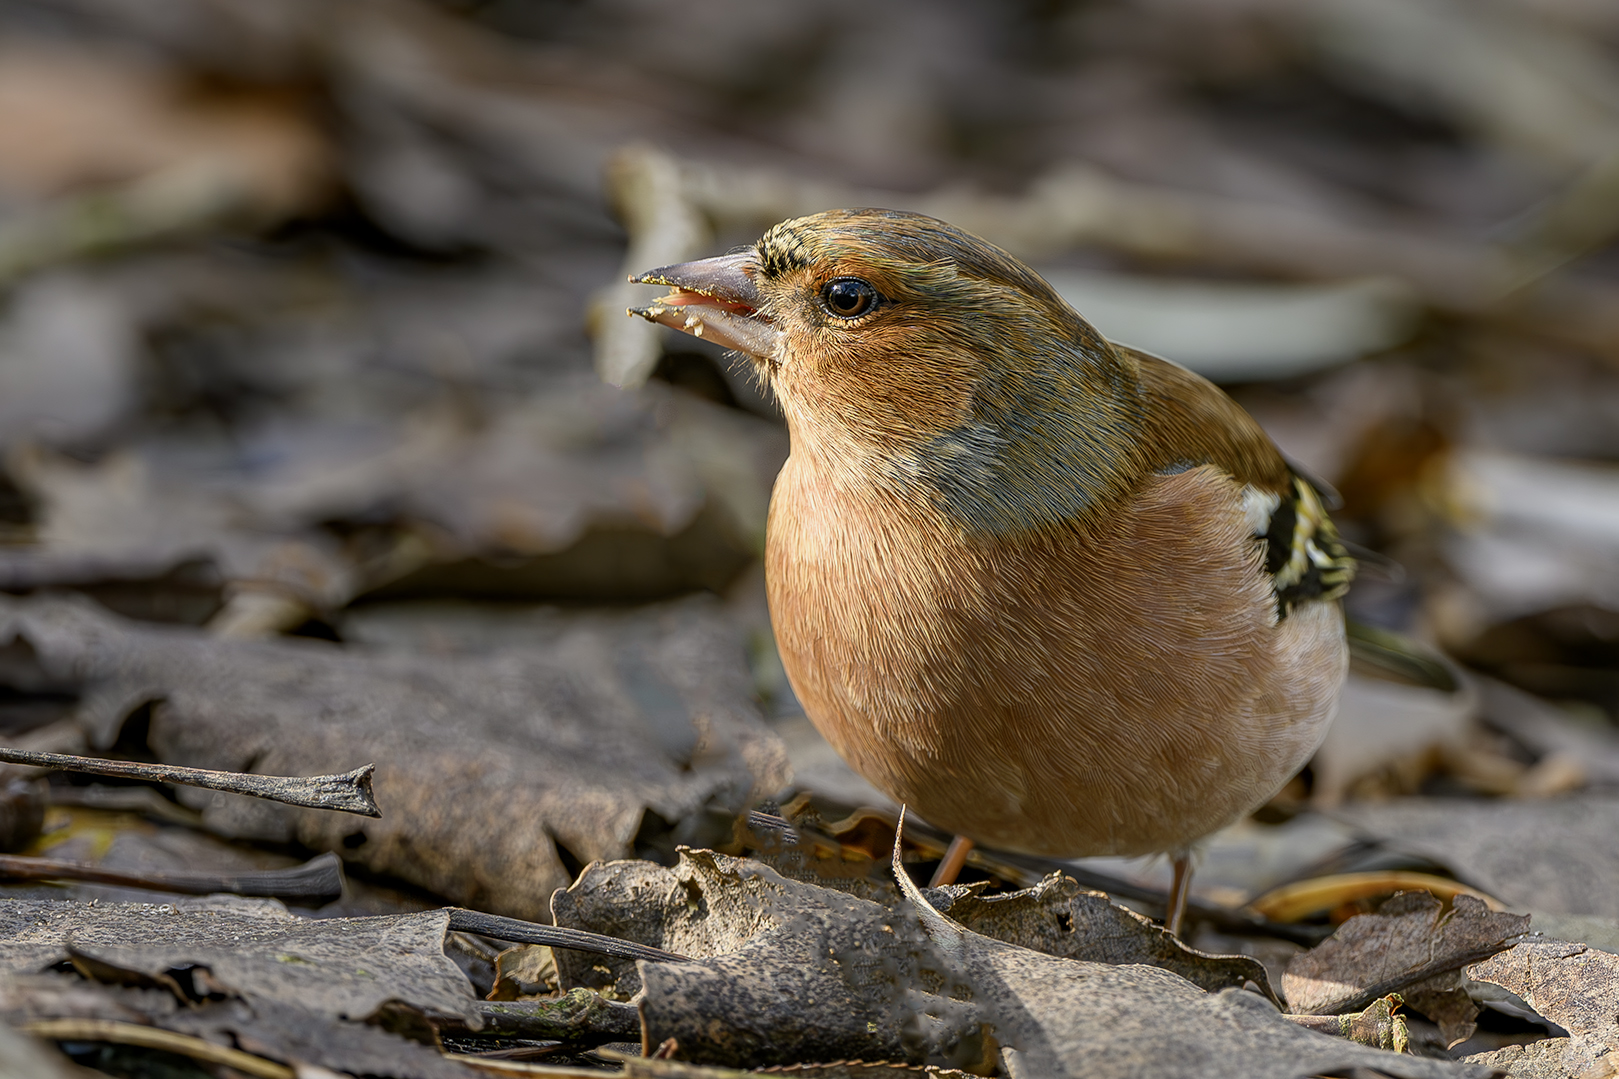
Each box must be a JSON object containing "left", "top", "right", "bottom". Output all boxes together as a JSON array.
[
  {"left": 0, "top": 593, "right": 787, "bottom": 920},
  {"left": 1283, "top": 892, "right": 1528, "bottom": 1037},
  {"left": 888, "top": 854, "right": 1494, "bottom": 1079},
  {"left": 375, "top": 383, "right": 785, "bottom": 598},
  {"left": 6, "top": 446, "right": 353, "bottom": 615},
  {"left": 6, "top": 379, "right": 784, "bottom": 622},
  {"left": 550, "top": 853, "right": 785, "bottom": 1000},
  {"left": 12, "top": 801, "right": 323, "bottom": 907},
  {"left": 554, "top": 855, "right": 1275, "bottom": 1003},
  {"left": 487, "top": 944, "right": 557, "bottom": 1001},
  {"left": 0, "top": 968, "right": 482, "bottom": 1079},
  {"left": 1464, "top": 939, "right": 1619, "bottom": 1079},
  {"left": 599, "top": 1053, "right": 979, "bottom": 1078},
  {"left": 740, "top": 1066, "right": 976, "bottom": 1079},
  {"left": 554, "top": 848, "right": 1491, "bottom": 1076},
  {"left": 0, "top": 897, "right": 479, "bottom": 1025},
  {"left": 927, "top": 873, "right": 1278, "bottom": 1004}
]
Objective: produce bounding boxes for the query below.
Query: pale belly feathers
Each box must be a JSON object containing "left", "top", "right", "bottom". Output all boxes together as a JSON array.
[{"left": 766, "top": 460, "right": 1347, "bottom": 858}]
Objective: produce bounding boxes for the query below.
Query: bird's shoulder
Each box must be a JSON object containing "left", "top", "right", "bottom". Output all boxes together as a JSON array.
[
  {"left": 1121, "top": 345, "right": 1355, "bottom": 614},
  {"left": 1125, "top": 344, "right": 1291, "bottom": 494}
]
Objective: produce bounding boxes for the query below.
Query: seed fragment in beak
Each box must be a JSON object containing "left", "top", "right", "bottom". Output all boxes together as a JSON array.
[{"left": 627, "top": 252, "right": 780, "bottom": 360}]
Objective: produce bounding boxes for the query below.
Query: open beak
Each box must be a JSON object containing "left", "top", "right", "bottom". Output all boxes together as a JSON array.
[{"left": 628, "top": 252, "right": 781, "bottom": 363}]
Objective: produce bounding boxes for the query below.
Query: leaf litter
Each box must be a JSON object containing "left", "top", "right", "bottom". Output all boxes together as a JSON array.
[
  {"left": 1, "top": 0, "right": 1619, "bottom": 1074},
  {"left": 1283, "top": 893, "right": 1529, "bottom": 1045},
  {"left": 1465, "top": 939, "right": 1619, "bottom": 1079},
  {"left": 0, "top": 592, "right": 788, "bottom": 921}
]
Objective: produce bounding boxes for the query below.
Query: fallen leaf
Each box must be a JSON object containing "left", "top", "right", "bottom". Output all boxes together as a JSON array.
[
  {"left": 555, "top": 853, "right": 1275, "bottom": 1003},
  {"left": 7, "top": 378, "right": 785, "bottom": 622},
  {"left": 1283, "top": 891, "right": 1527, "bottom": 1051},
  {"left": 927, "top": 873, "right": 1278, "bottom": 1004},
  {"left": 0, "top": 593, "right": 788, "bottom": 920},
  {"left": 371, "top": 384, "right": 785, "bottom": 600},
  {"left": 487, "top": 944, "right": 557, "bottom": 1000},
  {"left": 555, "top": 848, "right": 1491, "bottom": 1076},
  {"left": 887, "top": 846, "right": 1494, "bottom": 1079},
  {"left": 0, "top": 897, "right": 479, "bottom": 1024},
  {"left": 0, "top": 967, "right": 481, "bottom": 1079},
  {"left": 6, "top": 446, "right": 353, "bottom": 613},
  {"left": 1285, "top": 994, "right": 1410, "bottom": 1053},
  {"left": 468, "top": 987, "right": 640, "bottom": 1043},
  {"left": 1464, "top": 938, "right": 1619, "bottom": 1079},
  {"left": 168, "top": 996, "right": 481, "bottom": 1079}
]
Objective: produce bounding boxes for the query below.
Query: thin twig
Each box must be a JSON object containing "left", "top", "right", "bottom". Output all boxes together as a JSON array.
[
  {"left": 0, "top": 747, "right": 381, "bottom": 818},
  {"left": 447, "top": 909, "right": 688, "bottom": 965},
  {"left": 463, "top": 989, "right": 642, "bottom": 1043},
  {"left": 0, "top": 851, "right": 345, "bottom": 903},
  {"left": 447, "top": 1056, "right": 608, "bottom": 1078},
  {"left": 23, "top": 1018, "right": 294, "bottom": 1079}
]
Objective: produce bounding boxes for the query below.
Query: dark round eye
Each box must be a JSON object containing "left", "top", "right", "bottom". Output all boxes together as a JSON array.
[{"left": 821, "top": 278, "right": 878, "bottom": 319}]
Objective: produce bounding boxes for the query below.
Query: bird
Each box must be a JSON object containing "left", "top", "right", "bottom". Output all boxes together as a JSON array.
[{"left": 628, "top": 208, "right": 1353, "bottom": 933}]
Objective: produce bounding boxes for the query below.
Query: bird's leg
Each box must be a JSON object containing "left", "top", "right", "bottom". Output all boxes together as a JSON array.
[
  {"left": 1164, "top": 853, "right": 1193, "bottom": 937},
  {"left": 928, "top": 835, "right": 975, "bottom": 887}
]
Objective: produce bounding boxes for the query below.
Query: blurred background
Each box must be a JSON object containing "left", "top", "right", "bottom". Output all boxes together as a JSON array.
[{"left": 2, "top": 0, "right": 1619, "bottom": 933}]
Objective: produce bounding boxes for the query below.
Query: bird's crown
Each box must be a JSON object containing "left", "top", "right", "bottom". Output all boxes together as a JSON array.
[{"left": 754, "top": 209, "right": 1071, "bottom": 314}]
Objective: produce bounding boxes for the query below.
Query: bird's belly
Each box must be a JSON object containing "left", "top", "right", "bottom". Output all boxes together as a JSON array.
[{"left": 766, "top": 463, "right": 1347, "bottom": 858}]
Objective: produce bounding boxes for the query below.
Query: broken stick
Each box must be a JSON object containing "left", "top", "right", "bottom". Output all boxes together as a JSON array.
[{"left": 0, "top": 747, "right": 381, "bottom": 817}]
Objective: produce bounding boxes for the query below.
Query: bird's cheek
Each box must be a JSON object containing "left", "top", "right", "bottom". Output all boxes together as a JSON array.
[
  {"left": 766, "top": 338, "right": 810, "bottom": 396},
  {"left": 769, "top": 343, "right": 855, "bottom": 426},
  {"left": 774, "top": 330, "right": 856, "bottom": 388},
  {"left": 770, "top": 326, "right": 837, "bottom": 380}
]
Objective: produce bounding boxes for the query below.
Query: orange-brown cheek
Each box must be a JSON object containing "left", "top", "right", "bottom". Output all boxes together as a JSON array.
[{"left": 773, "top": 318, "right": 985, "bottom": 454}]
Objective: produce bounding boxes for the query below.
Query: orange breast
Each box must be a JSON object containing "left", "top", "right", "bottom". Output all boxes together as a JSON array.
[{"left": 765, "top": 458, "right": 1346, "bottom": 858}]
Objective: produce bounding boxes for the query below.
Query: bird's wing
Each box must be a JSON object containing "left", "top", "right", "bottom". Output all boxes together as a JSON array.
[{"left": 1121, "top": 344, "right": 1354, "bottom": 614}]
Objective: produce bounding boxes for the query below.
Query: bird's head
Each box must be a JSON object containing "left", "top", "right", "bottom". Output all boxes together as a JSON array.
[{"left": 630, "top": 209, "right": 1147, "bottom": 532}]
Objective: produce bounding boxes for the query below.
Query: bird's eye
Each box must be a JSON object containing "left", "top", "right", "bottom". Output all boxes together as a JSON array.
[{"left": 821, "top": 278, "right": 878, "bottom": 319}]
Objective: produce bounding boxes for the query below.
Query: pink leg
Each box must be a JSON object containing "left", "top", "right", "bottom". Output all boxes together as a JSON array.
[
  {"left": 1165, "top": 853, "right": 1193, "bottom": 937},
  {"left": 928, "top": 835, "right": 975, "bottom": 887}
]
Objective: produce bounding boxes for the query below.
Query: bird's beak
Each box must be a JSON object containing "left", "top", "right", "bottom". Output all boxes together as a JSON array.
[{"left": 627, "top": 252, "right": 781, "bottom": 363}]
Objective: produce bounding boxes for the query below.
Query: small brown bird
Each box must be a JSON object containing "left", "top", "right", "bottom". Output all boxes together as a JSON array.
[{"left": 630, "top": 209, "right": 1352, "bottom": 932}]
